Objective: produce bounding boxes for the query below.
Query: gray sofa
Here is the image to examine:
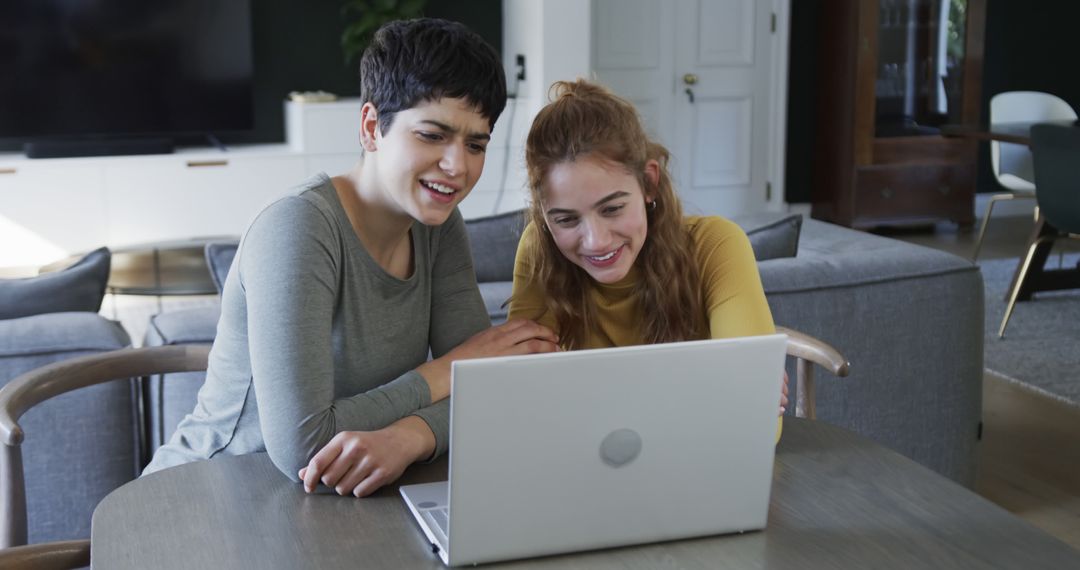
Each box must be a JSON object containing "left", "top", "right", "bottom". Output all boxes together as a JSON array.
[
  {"left": 144, "top": 212, "right": 983, "bottom": 489},
  {"left": 0, "top": 248, "right": 133, "bottom": 545}
]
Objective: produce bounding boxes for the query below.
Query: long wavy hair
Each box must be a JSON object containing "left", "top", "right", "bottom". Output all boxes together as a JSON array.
[{"left": 519, "top": 79, "right": 706, "bottom": 349}]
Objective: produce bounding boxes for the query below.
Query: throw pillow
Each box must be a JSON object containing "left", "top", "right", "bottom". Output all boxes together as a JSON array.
[
  {"left": 0, "top": 247, "right": 111, "bottom": 320},
  {"left": 732, "top": 214, "right": 803, "bottom": 261},
  {"left": 465, "top": 209, "right": 528, "bottom": 283}
]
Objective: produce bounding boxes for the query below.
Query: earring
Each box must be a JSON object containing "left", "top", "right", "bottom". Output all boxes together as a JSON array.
[{"left": 647, "top": 200, "right": 658, "bottom": 212}]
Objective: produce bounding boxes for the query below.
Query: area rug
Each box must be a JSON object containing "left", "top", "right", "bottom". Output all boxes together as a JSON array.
[{"left": 979, "top": 252, "right": 1080, "bottom": 407}]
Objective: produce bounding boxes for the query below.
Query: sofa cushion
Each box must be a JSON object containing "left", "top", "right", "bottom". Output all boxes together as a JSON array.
[
  {"left": 0, "top": 311, "right": 130, "bottom": 357},
  {"left": 205, "top": 242, "right": 239, "bottom": 295},
  {"left": 465, "top": 210, "right": 527, "bottom": 283},
  {"left": 757, "top": 219, "right": 975, "bottom": 293},
  {"left": 145, "top": 305, "right": 221, "bottom": 347},
  {"left": 730, "top": 213, "right": 803, "bottom": 261},
  {"left": 0, "top": 247, "right": 111, "bottom": 320}
]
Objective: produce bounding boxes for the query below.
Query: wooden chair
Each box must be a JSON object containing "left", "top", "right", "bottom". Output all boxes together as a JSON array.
[
  {"left": 776, "top": 327, "right": 850, "bottom": 419},
  {"left": 0, "top": 540, "right": 91, "bottom": 570},
  {"left": 0, "top": 345, "right": 210, "bottom": 549}
]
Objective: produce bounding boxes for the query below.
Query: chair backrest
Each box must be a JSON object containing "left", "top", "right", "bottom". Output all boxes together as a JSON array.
[
  {"left": 204, "top": 242, "right": 239, "bottom": 295},
  {"left": 1031, "top": 124, "right": 1080, "bottom": 233},
  {"left": 990, "top": 91, "right": 1078, "bottom": 186},
  {"left": 0, "top": 345, "right": 210, "bottom": 548}
]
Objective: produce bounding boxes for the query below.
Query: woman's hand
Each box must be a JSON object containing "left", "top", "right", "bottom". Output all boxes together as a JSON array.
[
  {"left": 417, "top": 319, "right": 560, "bottom": 401},
  {"left": 299, "top": 416, "right": 434, "bottom": 497},
  {"left": 780, "top": 370, "right": 789, "bottom": 417}
]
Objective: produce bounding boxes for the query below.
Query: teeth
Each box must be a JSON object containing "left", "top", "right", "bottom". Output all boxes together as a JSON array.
[
  {"left": 423, "top": 181, "right": 455, "bottom": 194},
  {"left": 588, "top": 250, "right": 617, "bottom": 261}
]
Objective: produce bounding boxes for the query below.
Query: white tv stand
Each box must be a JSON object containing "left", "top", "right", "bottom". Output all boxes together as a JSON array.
[{"left": 0, "top": 98, "right": 526, "bottom": 269}]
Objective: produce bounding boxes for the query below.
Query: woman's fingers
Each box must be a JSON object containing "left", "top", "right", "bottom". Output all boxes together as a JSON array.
[
  {"left": 299, "top": 428, "right": 416, "bottom": 497},
  {"left": 303, "top": 436, "right": 343, "bottom": 492},
  {"left": 508, "top": 338, "right": 560, "bottom": 355},
  {"left": 496, "top": 319, "right": 559, "bottom": 346},
  {"left": 318, "top": 455, "right": 355, "bottom": 490},
  {"left": 335, "top": 458, "right": 376, "bottom": 496},
  {"left": 352, "top": 468, "right": 392, "bottom": 498}
]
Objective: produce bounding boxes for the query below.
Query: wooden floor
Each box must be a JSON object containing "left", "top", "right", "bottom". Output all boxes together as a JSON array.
[{"left": 884, "top": 214, "right": 1080, "bottom": 551}]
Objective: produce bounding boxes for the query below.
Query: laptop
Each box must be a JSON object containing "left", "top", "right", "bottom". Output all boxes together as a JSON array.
[{"left": 400, "top": 334, "right": 787, "bottom": 566}]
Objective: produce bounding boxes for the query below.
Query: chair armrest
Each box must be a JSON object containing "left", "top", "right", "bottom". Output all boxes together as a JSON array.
[
  {"left": 0, "top": 345, "right": 210, "bottom": 446},
  {"left": 776, "top": 326, "right": 850, "bottom": 421},
  {"left": 776, "top": 326, "right": 850, "bottom": 377},
  {"left": 0, "top": 539, "right": 91, "bottom": 570}
]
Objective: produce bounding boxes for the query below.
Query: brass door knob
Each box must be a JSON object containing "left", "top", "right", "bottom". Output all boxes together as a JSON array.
[{"left": 683, "top": 73, "right": 698, "bottom": 85}]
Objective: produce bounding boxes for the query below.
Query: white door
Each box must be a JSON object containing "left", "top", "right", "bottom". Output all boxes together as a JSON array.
[{"left": 593, "top": 0, "right": 787, "bottom": 216}]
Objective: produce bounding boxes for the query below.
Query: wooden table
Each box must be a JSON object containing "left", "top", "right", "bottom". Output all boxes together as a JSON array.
[
  {"left": 943, "top": 120, "right": 1080, "bottom": 301},
  {"left": 91, "top": 419, "right": 1080, "bottom": 569}
]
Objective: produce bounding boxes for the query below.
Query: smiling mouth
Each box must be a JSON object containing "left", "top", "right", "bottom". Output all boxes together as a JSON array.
[
  {"left": 420, "top": 180, "right": 459, "bottom": 204},
  {"left": 583, "top": 246, "right": 623, "bottom": 267},
  {"left": 421, "top": 180, "right": 456, "bottom": 195}
]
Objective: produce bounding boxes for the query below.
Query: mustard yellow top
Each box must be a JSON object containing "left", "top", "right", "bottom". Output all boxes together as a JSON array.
[{"left": 509, "top": 216, "right": 782, "bottom": 440}]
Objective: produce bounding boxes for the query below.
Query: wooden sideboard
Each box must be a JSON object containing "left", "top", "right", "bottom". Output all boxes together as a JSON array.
[{"left": 811, "top": 0, "right": 986, "bottom": 229}]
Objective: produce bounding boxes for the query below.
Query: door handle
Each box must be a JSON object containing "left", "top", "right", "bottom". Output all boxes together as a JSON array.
[{"left": 685, "top": 88, "right": 695, "bottom": 104}]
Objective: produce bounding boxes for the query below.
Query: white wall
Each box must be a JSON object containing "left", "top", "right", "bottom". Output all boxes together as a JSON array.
[{"left": 474, "top": 0, "right": 592, "bottom": 217}]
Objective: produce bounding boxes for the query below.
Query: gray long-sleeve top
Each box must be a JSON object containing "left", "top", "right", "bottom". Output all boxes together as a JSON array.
[{"left": 144, "top": 174, "right": 490, "bottom": 479}]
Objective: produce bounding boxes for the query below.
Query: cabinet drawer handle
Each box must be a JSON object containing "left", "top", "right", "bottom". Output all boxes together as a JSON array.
[
  {"left": 186, "top": 160, "right": 229, "bottom": 168},
  {"left": 0, "top": 168, "right": 16, "bottom": 175},
  {"left": 880, "top": 187, "right": 894, "bottom": 199}
]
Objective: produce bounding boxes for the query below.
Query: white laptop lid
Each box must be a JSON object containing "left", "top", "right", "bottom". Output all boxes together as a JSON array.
[{"left": 444, "top": 334, "right": 786, "bottom": 566}]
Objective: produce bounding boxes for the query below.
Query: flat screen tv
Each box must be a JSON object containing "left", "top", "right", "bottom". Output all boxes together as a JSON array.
[{"left": 0, "top": 0, "right": 253, "bottom": 156}]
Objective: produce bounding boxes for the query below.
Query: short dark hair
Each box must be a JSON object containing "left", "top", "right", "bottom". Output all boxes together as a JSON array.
[{"left": 360, "top": 18, "right": 507, "bottom": 133}]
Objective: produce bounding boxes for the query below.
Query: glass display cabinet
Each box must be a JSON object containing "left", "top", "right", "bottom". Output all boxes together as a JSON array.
[{"left": 811, "top": 0, "right": 985, "bottom": 228}]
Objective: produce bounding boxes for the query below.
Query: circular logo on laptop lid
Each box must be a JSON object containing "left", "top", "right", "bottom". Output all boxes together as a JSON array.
[{"left": 599, "top": 428, "right": 643, "bottom": 467}]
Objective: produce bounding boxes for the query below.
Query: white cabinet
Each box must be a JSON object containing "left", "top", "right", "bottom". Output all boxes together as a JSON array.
[
  {"left": 0, "top": 160, "right": 109, "bottom": 267},
  {"left": 0, "top": 96, "right": 529, "bottom": 269},
  {"left": 102, "top": 152, "right": 306, "bottom": 246},
  {"left": 0, "top": 147, "right": 309, "bottom": 266},
  {"left": 286, "top": 98, "right": 363, "bottom": 154}
]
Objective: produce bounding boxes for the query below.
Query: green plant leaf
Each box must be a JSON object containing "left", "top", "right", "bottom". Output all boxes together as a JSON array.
[{"left": 340, "top": 0, "right": 428, "bottom": 64}]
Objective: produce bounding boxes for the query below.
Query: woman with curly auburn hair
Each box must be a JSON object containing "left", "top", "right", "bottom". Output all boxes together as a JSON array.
[{"left": 508, "top": 79, "right": 788, "bottom": 430}]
